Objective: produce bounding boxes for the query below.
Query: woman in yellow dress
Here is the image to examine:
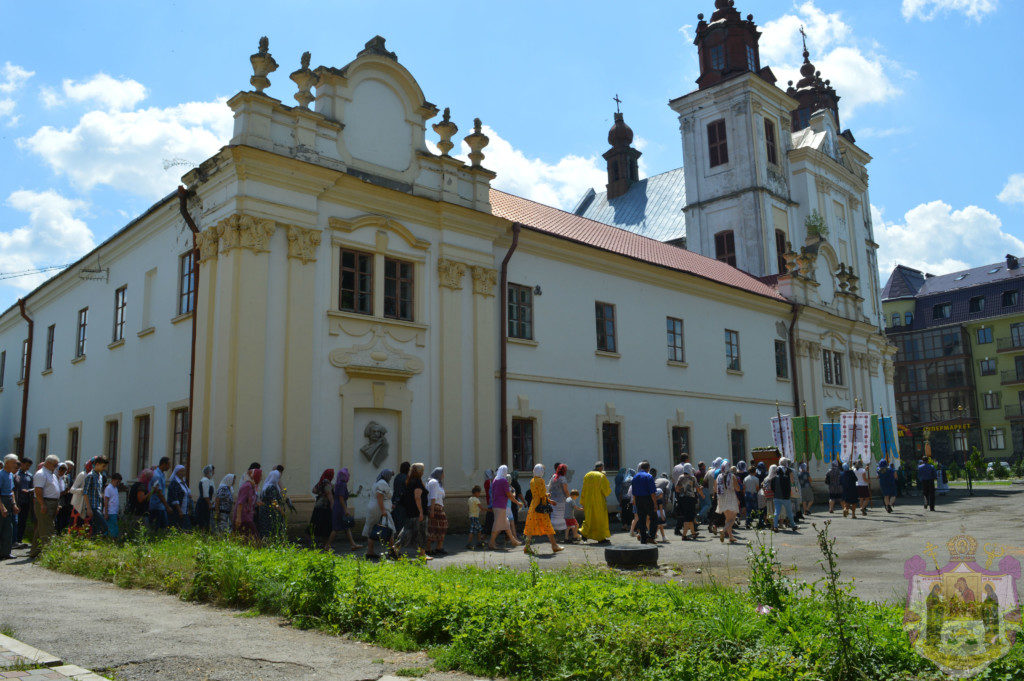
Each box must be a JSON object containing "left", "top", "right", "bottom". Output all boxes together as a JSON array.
[{"left": 524, "top": 463, "right": 564, "bottom": 555}]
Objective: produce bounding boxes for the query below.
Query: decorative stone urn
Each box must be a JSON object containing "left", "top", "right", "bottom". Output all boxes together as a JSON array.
[
  {"left": 250, "top": 36, "right": 279, "bottom": 93},
  {"left": 432, "top": 107, "right": 458, "bottom": 156},
  {"left": 464, "top": 118, "right": 490, "bottom": 167},
  {"left": 290, "top": 51, "right": 318, "bottom": 109}
]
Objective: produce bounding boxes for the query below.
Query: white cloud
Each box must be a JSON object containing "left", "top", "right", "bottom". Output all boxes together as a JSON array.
[
  {"left": 0, "top": 190, "right": 94, "bottom": 291},
  {"left": 39, "top": 86, "right": 60, "bottom": 108},
  {"left": 997, "top": 173, "right": 1024, "bottom": 205},
  {"left": 902, "top": 0, "right": 996, "bottom": 21},
  {"left": 60, "top": 73, "right": 148, "bottom": 111},
  {"left": 20, "top": 97, "right": 233, "bottom": 199},
  {"left": 0, "top": 62, "right": 34, "bottom": 126},
  {"left": 874, "top": 201, "right": 1024, "bottom": 277},
  {"left": 760, "top": 2, "right": 901, "bottom": 118}
]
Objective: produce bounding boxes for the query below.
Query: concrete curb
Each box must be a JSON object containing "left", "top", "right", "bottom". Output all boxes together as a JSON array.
[{"left": 0, "top": 633, "right": 62, "bottom": 667}]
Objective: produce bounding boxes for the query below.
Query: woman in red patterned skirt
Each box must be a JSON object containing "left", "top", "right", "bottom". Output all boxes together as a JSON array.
[{"left": 426, "top": 467, "right": 448, "bottom": 556}]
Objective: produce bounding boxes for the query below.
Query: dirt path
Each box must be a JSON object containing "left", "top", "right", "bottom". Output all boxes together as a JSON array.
[{"left": 0, "top": 555, "right": 479, "bottom": 681}]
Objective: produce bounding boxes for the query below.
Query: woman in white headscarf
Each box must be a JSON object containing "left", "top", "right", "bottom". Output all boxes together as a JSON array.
[
  {"left": 425, "top": 468, "right": 448, "bottom": 556},
  {"left": 762, "top": 464, "right": 778, "bottom": 528},
  {"left": 214, "top": 474, "right": 235, "bottom": 534},
  {"left": 167, "top": 464, "right": 193, "bottom": 531},
  {"left": 482, "top": 468, "right": 496, "bottom": 537},
  {"left": 487, "top": 465, "right": 521, "bottom": 550},
  {"left": 364, "top": 469, "right": 394, "bottom": 560},
  {"left": 196, "top": 465, "right": 216, "bottom": 531},
  {"left": 523, "top": 464, "right": 563, "bottom": 555}
]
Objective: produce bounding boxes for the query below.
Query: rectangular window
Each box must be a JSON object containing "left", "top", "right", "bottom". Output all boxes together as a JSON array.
[
  {"left": 112, "top": 286, "right": 127, "bottom": 342},
  {"left": 746, "top": 45, "right": 758, "bottom": 72},
  {"left": 983, "top": 392, "right": 1000, "bottom": 409},
  {"left": 709, "top": 44, "right": 725, "bottom": 70},
  {"left": 38, "top": 433, "right": 47, "bottom": 458},
  {"left": 905, "top": 312, "right": 913, "bottom": 326},
  {"left": 775, "top": 339, "right": 789, "bottom": 379},
  {"left": 989, "top": 428, "right": 1006, "bottom": 450},
  {"left": 507, "top": 284, "right": 534, "bottom": 340},
  {"left": 725, "top": 329, "right": 741, "bottom": 371},
  {"left": 823, "top": 349, "right": 834, "bottom": 384},
  {"left": 383, "top": 257, "right": 414, "bottom": 321},
  {"left": 339, "top": 249, "right": 373, "bottom": 315},
  {"left": 20, "top": 339, "right": 28, "bottom": 381},
  {"left": 671, "top": 426, "right": 690, "bottom": 463},
  {"left": 172, "top": 408, "right": 189, "bottom": 469},
  {"left": 511, "top": 417, "right": 535, "bottom": 472},
  {"left": 953, "top": 431, "right": 968, "bottom": 452},
  {"left": 969, "top": 296, "right": 985, "bottom": 313},
  {"left": 714, "top": 230, "right": 736, "bottom": 267},
  {"left": 931, "top": 303, "right": 951, "bottom": 319},
  {"left": 75, "top": 307, "right": 88, "bottom": 357},
  {"left": 977, "top": 327, "right": 993, "bottom": 344},
  {"left": 105, "top": 420, "right": 119, "bottom": 474},
  {"left": 764, "top": 118, "right": 778, "bottom": 165},
  {"left": 833, "top": 352, "right": 844, "bottom": 386},
  {"left": 134, "top": 415, "right": 150, "bottom": 476},
  {"left": 707, "top": 119, "right": 729, "bottom": 167},
  {"left": 666, "top": 317, "right": 685, "bottom": 362},
  {"left": 730, "top": 429, "right": 747, "bottom": 462},
  {"left": 891, "top": 312, "right": 900, "bottom": 328},
  {"left": 68, "top": 427, "right": 80, "bottom": 468},
  {"left": 775, "top": 230, "right": 787, "bottom": 274},
  {"left": 1012, "top": 322, "right": 1024, "bottom": 347},
  {"left": 595, "top": 302, "right": 617, "bottom": 353},
  {"left": 1003, "top": 290, "right": 1019, "bottom": 307},
  {"left": 0, "top": 349, "right": 5, "bottom": 387},
  {"left": 601, "top": 422, "right": 621, "bottom": 470},
  {"left": 178, "top": 251, "right": 196, "bottom": 315},
  {"left": 44, "top": 325, "right": 54, "bottom": 370},
  {"left": 980, "top": 358, "right": 997, "bottom": 375}
]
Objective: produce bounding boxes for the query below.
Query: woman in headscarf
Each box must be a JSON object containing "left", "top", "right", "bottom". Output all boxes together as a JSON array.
[
  {"left": 762, "top": 464, "right": 778, "bottom": 528},
  {"left": 330, "top": 468, "right": 362, "bottom": 551},
  {"left": 310, "top": 468, "right": 335, "bottom": 550},
  {"left": 126, "top": 468, "right": 153, "bottom": 534},
  {"left": 482, "top": 468, "right": 496, "bottom": 537},
  {"left": 487, "top": 465, "right": 522, "bottom": 550},
  {"left": 797, "top": 462, "right": 814, "bottom": 517},
  {"left": 824, "top": 460, "right": 843, "bottom": 514},
  {"left": 619, "top": 468, "right": 636, "bottom": 530},
  {"left": 425, "top": 467, "right": 447, "bottom": 556},
  {"left": 839, "top": 463, "right": 860, "bottom": 518},
  {"left": 391, "top": 462, "right": 410, "bottom": 536},
  {"left": 674, "top": 463, "right": 702, "bottom": 541},
  {"left": 167, "top": 464, "right": 193, "bottom": 531},
  {"left": 195, "top": 465, "right": 216, "bottom": 531},
  {"left": 57, "top": 461, "right": 79, "bottom": 534},
  {"left": 715, "top": 462, "right": 741, "bottom": 543},
  {"left": 234, "top": 468, "right": 261, "bottom": 537},
  {"left": 509, "top": 470, "right": 524, "bottom": 531},
  {"left": 548, "top": 464, "right": 570, "bottom": 538},
  {"left": 523, "top": 464, "right": 563, "bottom": 555},
  {"left": 257, "top": 467, "right": 286, "bottom": 540},
  {"left": 214, "top": 474, "right": 235, "bottom": 534},
  {"left": 877, "top": 459, "right": 897, "bottom": 514},
  {"left": 395, "top": 463, "right": 430, "bottom": 560},
  {"left": 364, "top": 469, "right": 395, "bottom": 560}
]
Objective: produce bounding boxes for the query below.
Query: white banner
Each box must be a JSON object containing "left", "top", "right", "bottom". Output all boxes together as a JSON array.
[
  {"left": 839, "top": 411, "right": 872, "bottom": 465},
  {"left": 771, "top": 415, "right": 795, "bottom": 460}
]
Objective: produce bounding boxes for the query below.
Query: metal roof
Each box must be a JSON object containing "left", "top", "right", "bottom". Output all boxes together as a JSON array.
[
  {"left": 571, "top": 167, "right": 687, "bottom": 243},
  {"left": 915, "top": 258, "right": 1024, "bottom": 297}
]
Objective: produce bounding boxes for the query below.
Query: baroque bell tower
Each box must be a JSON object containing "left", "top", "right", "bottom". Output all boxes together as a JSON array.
[{"left": 603, "top": 103, "right": 642, "bottom": 200}]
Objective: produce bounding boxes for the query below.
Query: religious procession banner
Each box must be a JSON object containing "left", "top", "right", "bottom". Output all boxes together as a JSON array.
[
  {"left": 839, "top": 411, "right": 872, "bottom": 465},
  {"left": 822, "top": 423, "right": 841, "bottom": 464},
  {"left": 871, "top": 414, "right": 882, "bottom": 461},
  {"left": 792, "top": 416, "right": 822, "bottom": 461},
  {"left": 881, "top": 416, "right": 900, "bottom": 460},
  {"left": 770, "top": 415, "right": 795, "bottom": 460}
]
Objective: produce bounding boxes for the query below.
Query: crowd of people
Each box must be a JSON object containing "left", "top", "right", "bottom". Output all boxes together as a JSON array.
[{"left": 0, "top": 449, "right": 935, "bottom": 562}]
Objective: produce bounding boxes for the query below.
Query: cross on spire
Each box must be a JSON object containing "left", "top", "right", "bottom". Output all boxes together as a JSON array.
[
  {"left": 613, "top": 93, "right": 621, "bottom": 113},
  {"left": 799, "top": 25, "right": 808, "bottom": 54}
]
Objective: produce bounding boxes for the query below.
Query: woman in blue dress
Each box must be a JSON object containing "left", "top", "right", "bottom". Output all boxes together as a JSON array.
[{"left": 877, "top": 459, "right": 898, "bottom": 514}]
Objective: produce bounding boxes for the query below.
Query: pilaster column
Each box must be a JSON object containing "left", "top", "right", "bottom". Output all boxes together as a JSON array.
[
  {"left": 191, "top": 226, "right": 220, "bottom": 480},
  {"left": 471, "top": 265, "right": 498, "bottom": 476},
  {"left": 437, "top": 258, "right": 467, "bottom": 481}
]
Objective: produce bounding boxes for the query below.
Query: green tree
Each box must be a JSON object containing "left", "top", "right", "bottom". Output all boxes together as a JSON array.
[{"left": 968, "top": 448, "right": 985, "bottom": 479}]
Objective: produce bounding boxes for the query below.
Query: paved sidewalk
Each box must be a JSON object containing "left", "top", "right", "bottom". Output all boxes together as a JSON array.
[{"left": 0, "top": 633, "right": 107, "bottom": 680}]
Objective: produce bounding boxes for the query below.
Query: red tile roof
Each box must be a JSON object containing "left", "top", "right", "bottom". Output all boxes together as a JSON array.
[{"left": 489, "top": 189, "right": 787, "bottom": 302}]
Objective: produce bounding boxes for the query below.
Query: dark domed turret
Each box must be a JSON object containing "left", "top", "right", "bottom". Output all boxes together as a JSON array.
[
  {"left": 608, "top": 112, "right": 634, "bottom": 147},
  {"left": 602, "top": 109, "right": 641, "bottom": 200}
]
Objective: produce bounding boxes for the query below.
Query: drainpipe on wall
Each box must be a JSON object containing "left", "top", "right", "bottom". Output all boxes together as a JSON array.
[
  {"left": 17, "top": 298, "right": 33, "bottom": 458},
  {"left": 498, "top": 223, "right": 522, "bottom": 467},
  {"left": 177, "top": 186, "right": 200, "bottom": 483},
  {"left": 788, "top": 302, "right": 803, "bottom": 416}
]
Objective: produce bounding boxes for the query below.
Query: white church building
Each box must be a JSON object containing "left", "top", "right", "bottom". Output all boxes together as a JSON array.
[{"left": 0, "top": 1, "right": 896, "bottom": 517}]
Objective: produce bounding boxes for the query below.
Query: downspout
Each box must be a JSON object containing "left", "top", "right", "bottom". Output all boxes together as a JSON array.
[
  {"left": 788, "top": 302, "right": 803, "bottom": 416},
  {"left": 498, "top": 222, "right": 521, "bottom": 467},
  {"left": 177, "top": 186, "right": 200, "bottom": 484},
  {"left": 17, "top": 299, "right": 32, "bottom": 458}
]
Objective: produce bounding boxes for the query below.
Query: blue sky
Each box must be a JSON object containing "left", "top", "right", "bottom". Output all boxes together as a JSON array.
[{"left": 1, "top": 0, "right": 1021, "bottom": 308}]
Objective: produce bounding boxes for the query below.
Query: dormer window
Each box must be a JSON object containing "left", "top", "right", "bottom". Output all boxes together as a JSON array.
[
  {"left": 746, "top": 45, "right": 757, "bottom": 72},
  {"left": 710, "top": 45, "right": 725, "bottom": 71},
  {"left": 969, "top": 296, "right": 985, "bottom": 313},
  {"left": 1002, "top": 290, "right": 1018, "bottom": 307},
  {"left": 931, "top": 303, "right": 951, "bottom": 320}
]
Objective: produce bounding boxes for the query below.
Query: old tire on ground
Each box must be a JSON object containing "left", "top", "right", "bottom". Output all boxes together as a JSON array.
[{"left": 605, "top": 544, "right": 659, "bottom": 569}]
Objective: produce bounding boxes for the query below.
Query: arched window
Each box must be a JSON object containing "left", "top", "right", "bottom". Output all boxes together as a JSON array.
[
  {"left": 775, "top": 229, "right": 788, "bottom": 274},
  {"left": 714, "top": 230, "right": 736, "bottom": 267}
]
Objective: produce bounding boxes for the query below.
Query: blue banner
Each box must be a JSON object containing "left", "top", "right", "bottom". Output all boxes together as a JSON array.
[
  {"left": 880, "top": 416, "right": 899, "bottom": 459},
  {"left": 822, "top": 423, "right": 841, "bottom": 464}
]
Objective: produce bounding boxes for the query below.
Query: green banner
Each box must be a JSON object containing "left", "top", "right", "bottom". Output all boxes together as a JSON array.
[
  {"left": 870, "top": 414, "right": 882, "bottom": 461},
  {"left": 792, "top": 416, "right": 822, "bottom": 461}
]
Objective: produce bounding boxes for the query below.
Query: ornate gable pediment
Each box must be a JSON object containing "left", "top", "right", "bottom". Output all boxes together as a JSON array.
[{"left": 329, "top": 323, "right": 424, "bottom": 380}]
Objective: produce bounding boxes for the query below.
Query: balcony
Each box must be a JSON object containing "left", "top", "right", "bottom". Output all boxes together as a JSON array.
[
  {"left": 996, "top": 337, "right": 1024, "bottom": 353},
  {"left": 1000, "top": 370, "right": 1024, "bottom": 386},
  {"left": 1006, "top": 404, "right": 1024, "bottom": 420}
]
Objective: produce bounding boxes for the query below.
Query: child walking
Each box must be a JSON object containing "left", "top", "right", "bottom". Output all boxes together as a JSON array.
[
  {"left": 563, "top": 490, "right": 583, "bottom": 543},
  {"left": 467, "top": 485, "right": 483, "bottom": 549},
  {"left": 104, "top": 473, "right": 122, "bottom": 539}
]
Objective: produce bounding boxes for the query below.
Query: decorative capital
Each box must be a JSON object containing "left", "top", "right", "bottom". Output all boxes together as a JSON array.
[
  {"left": 808, "top": 341, "right": 821, "bottom": 359},
  {"left": 196, "top": 225, "right": 220, "bottom": 262},
  {"left": 883, "top": 359, "right": 895, "bottom": 383},
  {"left": 470, "top": 265, "right": 498, "bottom": 297},
  {"left": 437, "top": 258, "right": 468, "bottom": 289},
  {"left": 286, "top": 225, "right": 321, "bottom": 264},
  {"left": 217, "top": 214, "right": 277, "bottom": 254}
]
